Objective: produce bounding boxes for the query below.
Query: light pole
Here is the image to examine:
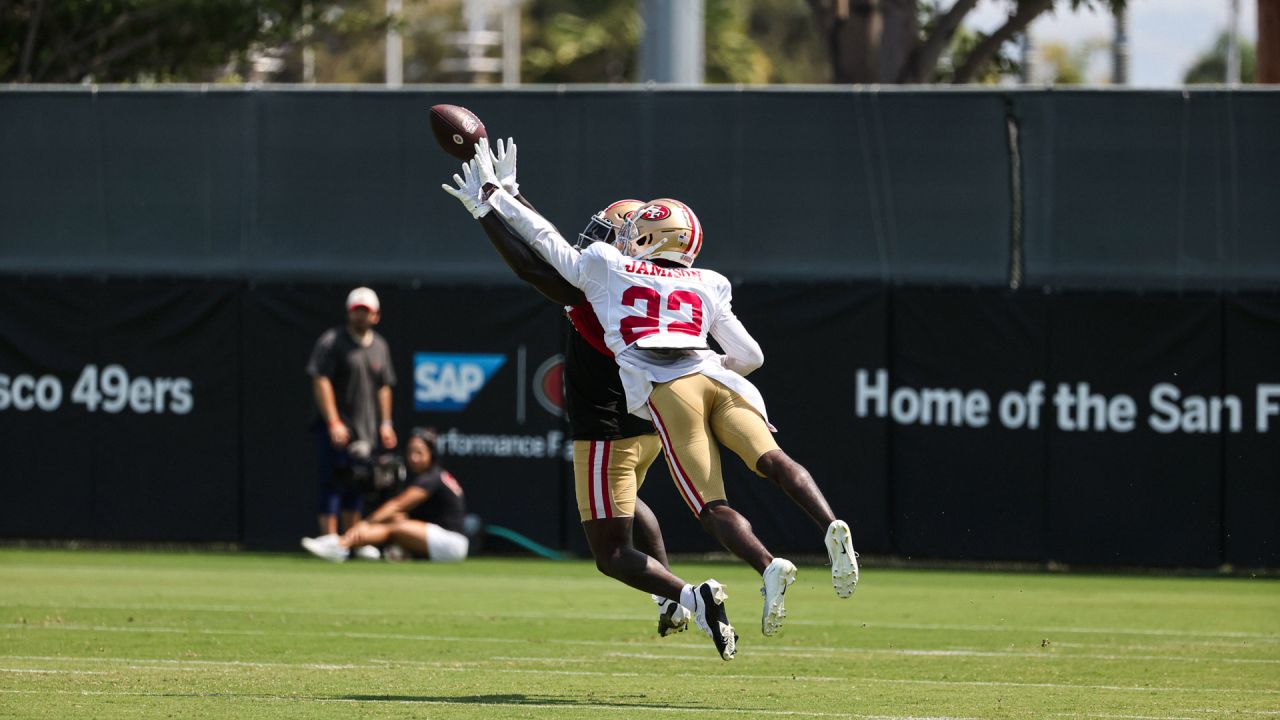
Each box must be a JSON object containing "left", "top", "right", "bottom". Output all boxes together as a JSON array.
[{"left": 386, "top": 0, "right": 403, "bottom": 88}]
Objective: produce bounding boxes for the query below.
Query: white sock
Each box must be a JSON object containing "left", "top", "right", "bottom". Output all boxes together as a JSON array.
[{"left": 678, "top": 584, "right": 698, "bottom": 612}]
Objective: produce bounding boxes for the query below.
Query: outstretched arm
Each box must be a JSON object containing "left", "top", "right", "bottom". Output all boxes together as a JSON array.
[
  {"left": 442, "top": 138, "right": 585, "bottom": 306},
  {"left": 486, "top": 187, "right": 587, "bottom": 288},
  {"left": 453, "top": 138, "right": 586, "bottom": 288},
  {"left": 477, "top": 212, "right": 584, "bottom": 306}
]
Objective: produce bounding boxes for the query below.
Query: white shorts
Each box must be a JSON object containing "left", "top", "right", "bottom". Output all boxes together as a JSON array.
[{"left": 425, "top": 523, "right": 469, "bottom": 563}]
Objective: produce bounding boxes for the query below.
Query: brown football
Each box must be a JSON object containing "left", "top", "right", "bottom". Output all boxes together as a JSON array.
[{"left": 429, "top": 104, "right": 487, "bottom": 161}]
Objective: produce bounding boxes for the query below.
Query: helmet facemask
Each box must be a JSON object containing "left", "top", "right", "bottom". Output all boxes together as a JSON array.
[
  {"left": 576, "top": 213, "right": 617, "bottom": 249},
  {"left": 579, "top": 199, "right": 646, "bottom": 250}
]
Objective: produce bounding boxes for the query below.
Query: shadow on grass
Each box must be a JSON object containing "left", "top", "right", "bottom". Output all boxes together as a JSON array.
[{"left": 343, "top": 694, "right": 705, "bottom": 711}]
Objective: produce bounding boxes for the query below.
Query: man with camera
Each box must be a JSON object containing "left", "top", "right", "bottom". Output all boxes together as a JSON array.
[
  {"left": 304, "top": 287, "right": 397, "bottom": 558},
  {"left": 302, "top": 428, "right": 469, "bottom": 563}
]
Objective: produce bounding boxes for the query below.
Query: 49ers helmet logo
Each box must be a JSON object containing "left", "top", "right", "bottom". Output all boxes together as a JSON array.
[{"left": 638, "top": 205, "right": 671, "bottom": 221}]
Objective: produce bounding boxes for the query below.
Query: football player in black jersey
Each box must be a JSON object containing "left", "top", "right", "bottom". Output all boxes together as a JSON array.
[{"left": 443, "top": 143, "right": 690, "bottom": 636}]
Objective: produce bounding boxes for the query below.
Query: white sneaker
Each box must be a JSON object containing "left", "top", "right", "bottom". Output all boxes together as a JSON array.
[
  {"left": 825, "top": 520, "right": 859, "bottom": 598},
  {"left": 760, "top": 557, "right": 797, "bottom": 637},
  {"left": 652, "top": 595, "right": 690, "bottom": 637},
  {"left": 691, "top": 580, "right": 737, "bottom": 661},
  {"left": 301, "top": 535, "right": 349, "bottom": 563},
  {"left": 353, "top": 545, "right": 381, "bottom": 561}
]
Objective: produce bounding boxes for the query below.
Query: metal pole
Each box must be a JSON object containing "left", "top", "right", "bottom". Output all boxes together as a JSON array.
[
  {"left": 302, "top": 2, "right": 315, "bottom": 83},
  {"left": 1111, "top": 4, "right": 1129, "bottom": 85},
  {"left": 638, "top": 0, "right": 704, "bottom": 83},
  {"left": 1226, "top": 0, "right": 1240, "bottom": 84},
  {"left": 502, "top": 0, "right": 521, "bottom": 85},
  {"left": 386, "top": 0, "right": 403, "bottom": 88},
  {"left": 1019, "top": 32, "right": 1034, "bottom": 84}
]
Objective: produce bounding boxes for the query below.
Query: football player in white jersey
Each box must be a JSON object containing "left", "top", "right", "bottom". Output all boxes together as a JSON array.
[
  {"left": 444, "top": 148, "right": 735, "bottom": 661},
  {"left": 456, "top": 138, "right": 860, "bottom": 649}
]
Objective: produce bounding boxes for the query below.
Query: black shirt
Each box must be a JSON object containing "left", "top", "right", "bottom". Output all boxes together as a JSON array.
[
  {"left": 306, "top": 326, "right": 396, "bottom": 446},
  {"left": 564, "top": 303, "right": 654, "bottom": 441},
  {"left": 407, "top": 466, "right": 466, "bottom": 534}
]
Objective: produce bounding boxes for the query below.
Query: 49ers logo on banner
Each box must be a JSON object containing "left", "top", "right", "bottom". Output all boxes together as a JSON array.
[
  {"left": 638, "top": 205, "right": 670, "bottom": 221},
  {"left": 533, "top": 354, "right": 566, "bottom": 417}
]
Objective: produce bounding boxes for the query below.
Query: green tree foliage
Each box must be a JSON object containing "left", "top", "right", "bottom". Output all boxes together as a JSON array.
[
  {"left": 1034, "top": 38, "right": 1107, "bottom": 84},
  {"left": 743, "top": 0, "right": 830, "bottom": 83},
  {"left": 522, "top": 0, "right": 810, "bottom": 85},
  {"left": 522, "top": 0, "right": 642, "bottom": 83},
  {"left": 273, "top": 0, "right": 446, "bottom": 83},
  {"left": 0, "top": 0, "right": 309, "bottom": 83},
  {"left": 0, "top": 0, "right": 1127, "bottom": 86},
  {"left": 1184, "top": 31, "right": 1256, "bottom": 84}
]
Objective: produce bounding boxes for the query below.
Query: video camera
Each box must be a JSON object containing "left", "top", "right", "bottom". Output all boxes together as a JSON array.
[{"left": 346, "top": 439, "right": 407, "bottom": 502}]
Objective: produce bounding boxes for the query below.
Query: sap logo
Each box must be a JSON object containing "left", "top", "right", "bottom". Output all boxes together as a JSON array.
[{"left": 414, "top": 353, "right": 506, "bottom": 411}]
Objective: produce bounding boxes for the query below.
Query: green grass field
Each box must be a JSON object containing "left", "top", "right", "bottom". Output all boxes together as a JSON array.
[{"left": 0, "top": 549, "right": 1277, "bottom": 719}]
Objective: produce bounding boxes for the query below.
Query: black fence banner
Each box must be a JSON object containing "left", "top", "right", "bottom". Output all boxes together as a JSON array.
[
  {"left": 1224, "top": 294, "right": 1280, "bottom": 567},
  {"left": 844, "top": 289, "right": 1280, "bottom": 568},
  {"left": 3, "top": 277, "right": 1278, "bottom": 567},
  {"left": 240, "top": 283, "right": 567, "bottom": 550},
  {"left": 1043, "top": 293, "right": 1224, "bottom": 567},
  {"left": 886, "top": 287, "right": 1051, "bottom": 562},
  {"left": 0, "top": 277, "right": 240, "bottom": 541}
]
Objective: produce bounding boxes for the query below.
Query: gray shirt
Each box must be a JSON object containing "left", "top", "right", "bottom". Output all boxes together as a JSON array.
[{"left": 306, "top": 327, "right": 396, "bottom": 446}]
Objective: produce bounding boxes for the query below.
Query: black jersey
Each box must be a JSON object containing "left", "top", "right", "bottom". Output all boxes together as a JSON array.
[
  {"left": 564, "top": 303, "right": 654, "bottom": 441},
  {"left": 305, "top": 326, "right": 395, "bottom": 445},
  {"left": 407, "top": 466, "right": 466, "bottom": 534}
]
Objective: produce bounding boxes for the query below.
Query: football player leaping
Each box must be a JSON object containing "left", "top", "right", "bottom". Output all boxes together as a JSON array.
[
  {"left": 446, "top": 138, "right": 859, "bottom": 660},
  {"left": 442, "top": 141, "right": 693, "bottom": 641}
]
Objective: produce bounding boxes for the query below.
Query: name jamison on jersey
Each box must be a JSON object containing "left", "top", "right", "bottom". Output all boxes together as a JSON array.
[
  {"left": 621, "top": 261, "right": 704, "bottom": 279},
  {"left": 489, "top": 190, "right": 774, "bottom": 428}
]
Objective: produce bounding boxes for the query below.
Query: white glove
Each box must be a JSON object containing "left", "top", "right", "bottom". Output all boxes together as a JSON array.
[
  {"left": 472, "top": 138, "right": 502, "bottom": 191},
  {"left": 441, "top": 159, "right": 491, "bottom": 219},
  {"left": 492, "top": 137, "right": 519, "bottom": 196}
]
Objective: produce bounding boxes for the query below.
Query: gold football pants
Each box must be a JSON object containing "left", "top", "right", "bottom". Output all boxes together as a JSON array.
[
  {"left": 574, "top": 434, "right": 662, "bottom": 521},
  {"left": 646, "top": 374, "right": 779, "bottom": 517}
]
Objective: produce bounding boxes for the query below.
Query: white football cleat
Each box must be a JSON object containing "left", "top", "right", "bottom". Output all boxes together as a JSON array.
[
  {"left": 760, "top": 557, "right": 797, "bottom": 637},
  {"left": 691, "top": 580, "right": 737, "bottom": 661},
  {"left": 301, "top": 535, "right": 349, "bottom": 563},
  {"left": 353, "top": 545, "right": 381, "bottom": 561},
  {"left": 825, "top": 520, "right": 859, "bottom": 598},
  {"left": 653, "top": 595, "right": 690, "bottom": 637}
]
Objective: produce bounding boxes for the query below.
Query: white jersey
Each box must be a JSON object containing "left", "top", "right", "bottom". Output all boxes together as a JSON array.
[{"left": 489, "top": 190, "right": 772, "bottom": 426}]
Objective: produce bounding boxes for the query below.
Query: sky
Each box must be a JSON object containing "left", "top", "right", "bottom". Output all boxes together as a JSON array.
[{"left": 964, "top": 0, "right": 1259, "bottom": 85}]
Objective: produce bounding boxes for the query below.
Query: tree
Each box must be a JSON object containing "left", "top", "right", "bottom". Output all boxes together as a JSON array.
[
  {"left": 1, "top": 0, "right": 300, "bottom": 83},
  {"left": 522, "top": 0, "right": 642, "bottom": 83},
  {"left": 0, "top": 0, "right": 397, "bottom": 84},
  {"left": 522, "top": 0, "right": 786, "bottom": 84},
  {"left": 805, "top": 0, "right": 1126, "bottom": 84},
  {"left": 1263, "top": 0, "right": 1280, "bottom": 83},
  {"left": 1183, "top": 31, "right": 1256, "bottom": 84},
  {"left": 1036, "top": 37, "right": 1107, "bottom": 84},
  {"left": 274, "top": 0, "right": 446, "bottom": 84}
]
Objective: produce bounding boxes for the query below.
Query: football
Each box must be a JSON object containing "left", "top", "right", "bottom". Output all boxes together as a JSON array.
[{"left": 429, "top": 104, "right": 487, "bottom": 161}]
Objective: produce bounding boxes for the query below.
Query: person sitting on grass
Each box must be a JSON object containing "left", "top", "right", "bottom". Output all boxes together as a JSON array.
[{"left": 301, "top": 428, "right": 468, "bottom": 563}]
